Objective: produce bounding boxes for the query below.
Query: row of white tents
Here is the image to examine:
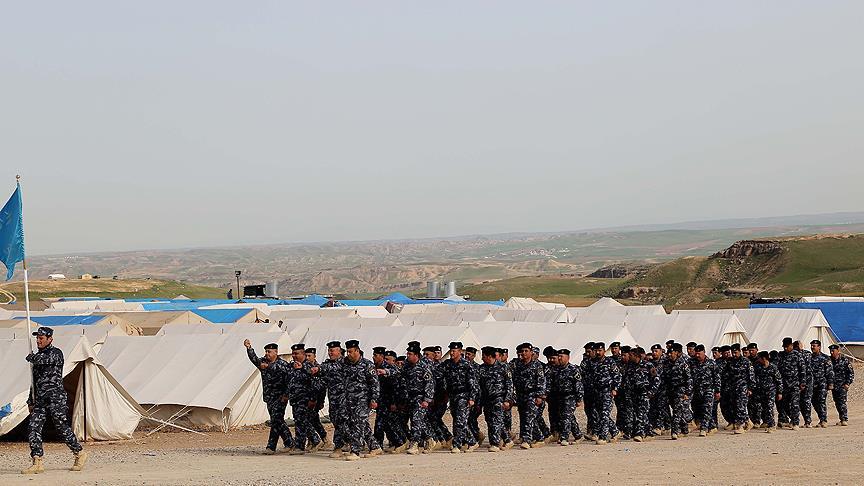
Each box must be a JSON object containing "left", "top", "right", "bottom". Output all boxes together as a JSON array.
[{"left": 0, "top": 297, "right": 844, "bottom": 443}]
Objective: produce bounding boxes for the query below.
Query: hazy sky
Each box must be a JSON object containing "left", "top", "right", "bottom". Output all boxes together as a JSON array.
[{"left": 2, "top": 1, "right": 863, "bottom": 255}]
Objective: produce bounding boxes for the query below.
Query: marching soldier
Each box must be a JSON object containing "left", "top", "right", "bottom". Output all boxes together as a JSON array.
[
  {"left": 245, "top": 339, "right": 293, "bottom": 454},
  {"left": 830, "top": 344, "right": 854, "bottom": 426},
  {"left": 441, "top": 342, "right": 480, "bottom": 453},
  {"left": 478, "top": 346, "right": 514, "bottom": 451},
  {"left": 341, "top": 340, "right": 381, "bottom": 460},
  {"left": 513, "top": 342, "right": 546, "bottom": 449},
  {"left": 809, "top": 340, "right": 835, "bottom": 428}
]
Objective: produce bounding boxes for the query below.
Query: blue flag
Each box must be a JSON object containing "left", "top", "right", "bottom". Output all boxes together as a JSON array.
[{"left": 0, "top": 184, "right": 25, "bottom": 280}]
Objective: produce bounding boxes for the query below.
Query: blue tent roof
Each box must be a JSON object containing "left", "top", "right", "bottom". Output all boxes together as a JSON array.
[
  {"left": 15, "top": 315, "right": 106, "bottom": 326},
  {"left": 751, "top": 302, "right": 864, "bottom": 342},
  {"left": 382, "top": 292, "right": 413, "bottom": 304},
  {"left": 192, "top": 308, "right": 255, "bottom": 324}
]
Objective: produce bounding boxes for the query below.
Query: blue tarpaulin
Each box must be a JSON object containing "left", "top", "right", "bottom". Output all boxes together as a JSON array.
[
  {"left": 0, "top": 403, "right": 12, "bottom": 419},
  {"left": 751, "top": 302, "right": 864, "bottom": 342},
  {"left": 192, "top": 308, "right": 255, "bottom": 323},
  {"left": 14, "top": 315, "right": 106, "bottom": 326}
]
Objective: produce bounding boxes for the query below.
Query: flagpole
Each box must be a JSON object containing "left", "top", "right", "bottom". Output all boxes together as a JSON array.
[{"left": 16, "top": 176, "right": 33, "bottom": 353}]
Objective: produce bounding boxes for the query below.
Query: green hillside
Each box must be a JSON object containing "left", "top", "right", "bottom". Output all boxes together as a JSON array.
[{"left": 0, "top": 279, "right": 226, "bottom": 303}]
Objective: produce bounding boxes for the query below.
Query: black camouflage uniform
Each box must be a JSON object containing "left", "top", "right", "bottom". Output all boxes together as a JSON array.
[
  {"left": 342, "top": 344, "right": 381, "bottom": 457},
  {"left": 285, "top": 349, "right": 322, "bottom": 451},
  {"left": 305, "top": 351, "right": 328, "bottom": 443},
  {"left": 373, "top": 351, "right": 406, "bottom": 449},
  {"left": 549, "top": 351, "right": 583, "bottom": 443},
  {"left": 723, "top": 346, "right": 755, "bottom": 427},
  {"left": 513, "top": 345, "right": 546, "bottom": 444},
  {"left": 624, "top": 351, "right": 656, "bottom": 439},
  {"left": 648, "top": 348, "right": 671, "bottom": 432},
  {"left": 591, "top": 344, "right": 621, "bottom": 441},
  {"left": 830, "top": 346, "right": 854, "bottom": 423},
  {"left": 478, "top": 347, "right": 513, "bottom": 447},
  {"left": 690, "top": 351, "right": 721, "bottom": 432},
  {"left": 809, "top": 344, "right": 835, "bottom": 425},
  {"left": 400, "top": 348, "right": 435, "bottom": 447},
  {"left": 777, "top": 341, "right": 806, "bottom": 426},
  {"left": 428, "top": 349, "right": 452, "bottom": 444},
  {"left": 666, "top": 348, "right": 693, "bottom": 437},
  {"left": 441, "top": 345, "right": 480, "bottom": 450},
  {"left": 753, "top": 354, "right": 783, "bottom": 428},
  {"left": 317, "top": 343, "right": 347, "bottom": 450},
  {"left": 247, "top": 345, "right": 293, "bottom": 451},
  {"left": 26, "top": 330, "right": 83, "bottom": 458},
  {"left": 795, "top": 345, "right": 815, "bottom": 426},
  {"left": 581, "top": 347, "right": 597, "bottom": 436}
]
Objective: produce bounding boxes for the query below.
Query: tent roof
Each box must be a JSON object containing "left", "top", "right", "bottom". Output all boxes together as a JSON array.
[
  {"left": 192, "top": 308, "right": 257, "bottom": 324},
  {"left": 751, "top": 302, "right": 861, "bottom": 343}
]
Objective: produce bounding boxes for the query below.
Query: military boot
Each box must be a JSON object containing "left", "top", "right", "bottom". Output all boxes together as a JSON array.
[
  {"left": 21, "top": 456, "right": 44, "bottom": 475},
  {"left": 406, "top": 443, "right": 420, "bottom": 455},
  {"left": 71, "top": 451, "right": 89, "bottom": 472}
]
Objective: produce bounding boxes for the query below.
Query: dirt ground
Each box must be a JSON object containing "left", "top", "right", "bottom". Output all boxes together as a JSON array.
[{"left": 2, "top": 374, "right": 862, "bottom": 485}]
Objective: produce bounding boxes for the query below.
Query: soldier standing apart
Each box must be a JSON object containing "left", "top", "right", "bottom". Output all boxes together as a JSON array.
[
  {"left": 401, "top": 343, "right": 435, "bottom": 454},
  {"left": 341, "top": 340, "right": 381, "bottom": 460},
  {"left": 830, "top": 344, "right": 854, "bottom": 426},
  {"left": 809, "top": 340, "right": 835, "bottom": 428},
  {"left": 22, "top": 327, "right": 87, "bottom": 475},
  {"left": 552, "top": 349, "right": 583, "bottom": 445},
  {"left": 245, "top": 339, "right": 293, "bottom": 454},
  {"left": 753, "top": 351, "right": 783, "bottom": 432},
  {"left": 777, "top": 337, "right": 805, "bottom": 430},
  {"left": 286, "top": 343, "right": 322, "bottom": 454},
  {"left": 513, "top": 342, "right": 546, "bottom": 449},
  {"left": 442, "top": 342, "right": 480, "bottom": 453},
  {"left": 478, "top": 346, "right": 514, "bottom": 452},
  {"left": 690, "top": 344, "right": 720, "bottom": 437}
]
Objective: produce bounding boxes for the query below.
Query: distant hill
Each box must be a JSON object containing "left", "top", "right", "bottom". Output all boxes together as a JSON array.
[
  {"left": 0, "top": 279, "right": 226, "bottom": 304},
  {"left": 460, "top": 234, "right": 864, "bottom": 308}
]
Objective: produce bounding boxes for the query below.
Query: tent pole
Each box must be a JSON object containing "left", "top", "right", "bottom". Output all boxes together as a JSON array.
[{"left": 82, "top": 363, "right": 87, "bottom": 441}]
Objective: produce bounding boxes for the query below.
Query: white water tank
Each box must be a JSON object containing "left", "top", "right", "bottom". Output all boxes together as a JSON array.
[
  {"left": 427, "top": 281, "right": 440, "bottom": 298},
  {"left": 445, "top": 281, "right": 456, "bottom": 297},
  {"left": 265, "top": 280, "right": 279, "bottom": 298}
]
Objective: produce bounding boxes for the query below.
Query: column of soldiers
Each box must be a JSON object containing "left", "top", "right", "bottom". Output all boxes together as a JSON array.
[{"left": 242, "top": 335, "right": 855, "bottom": 461}]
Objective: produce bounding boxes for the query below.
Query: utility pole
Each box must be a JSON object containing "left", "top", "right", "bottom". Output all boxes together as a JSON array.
[{"left": 235, "top": 270, "right": 242, "bottom": 300}]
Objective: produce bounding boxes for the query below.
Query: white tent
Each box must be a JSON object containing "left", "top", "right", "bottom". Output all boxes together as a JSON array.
[
  {"left": 159, "top": 322, "right": 282, "bottom": 335},
  {"left": 403, "top": 311, "right": 495, "bottom": 327},
  {"left": 491, "top": 308, "right": 570, "bottom": 323},
  {"left": 800, "top": 296, "right": 864, "bottom": 303},
  {"left": 50, "top": 300, "right": 145, "bottom": 312},
  {"left": 673, "top": 308, "right": 839, "bottom": 350},
  {"left": 98, "top": 332, "right": 293, "bottom": 431},
  {"left": 299, "top": 326, "right": 484, "bottom": 363},
  {"left": 504, "top": 297, "right": 565, "bottom": 310},
  {"left": 103, "top": 311, "right": 210, "bottom": 336},
  {"left": 282, "top": 316, "right": 403, "bottom": 343},
  {"left": 573, "top": 298, "right": 666, "bottom": 323},
  {"left": 268, "top": 308, "right": 359, "bottom": 322},
  {"left": 466, "top": 321, "right": 636, "bottom": 353},
  {"left": 617, "top": 314, "right": 749, "bottom": 348},
  {"left": 0, "top": 335, "right": 145, "bottom": 440}
]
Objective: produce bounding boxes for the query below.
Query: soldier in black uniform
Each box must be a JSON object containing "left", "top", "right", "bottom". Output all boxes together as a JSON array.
[
  {"left": 400, "top": 342, "right": 435, "bottom": 454},
  {"left": 478, "top": 346, "right": 514, "bottom": 452},
  {"left": 22, "top": 327, "right": 87, "bottom": 475},
  {"left": 441, "top": 342, "right": 480, "bottom": 453},
  {"left": 245, "top": 339, "right": 293, "bottom": 454},
  {"left": 513, "top": 342, "right": 546, "bottom": 449},
  {"left": 305, "top": 347, "right": 328, "bottom": 445},
  {"left": 341, "top": 340, "right": 381, "bottom": 460},
  {"left": 425, "top": 345, "right": 452, "bottom": 449},
  {"left": 464, "top": 346, "right": 484, "bottom": 445},
  {"left": 830, "top": 344, "right": 854, "bottom": 426},
  {"left": 551, "top": 348, "right": 584, "bottom": 445},
  {"left": 808, "top": 340, "right": 835, "bottom": 428},
  {"left": 286, "top": 343, "right": 323, "bottom": 454},
  {"left": 313, "top": 341, "right": 348, "bottom": 457},
  {"left": 498, "top": 347, "right": 516, "bottom": 443},
  {"left": 372, "top": 346, "right": 406, "bottom": 452}
]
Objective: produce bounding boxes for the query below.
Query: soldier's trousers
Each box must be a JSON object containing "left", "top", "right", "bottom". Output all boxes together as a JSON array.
[
  {"left": 28, "top": 398, "right": 82, "bottom": 458},
  {"left": 731, "top": 387, "right": 749, "bottom": 425},
  {"left": 669, "top": 394, "right": 692, "bottom": 435},
  {"left": 719, "top": 389, "right": 734, "bottom": 425},
  {"left": 832, "top": 387, "right": 849, "bottom": 421},
  {"left": 748, "top": 394, "right": 762, "bottom": 425},
  {"left": 345, "top": 401, "right": 372, "bottom": 455},
  {"left": 430, "top": 401, "right": 452, "bottom": 442},
  {"left": 535, "top": 401, "right": 549, "bottom": 440},
  {"left": 614, "top": 393, "right": 627, "bottom": 434},
  {"left": 811, "top": 384, "right": 829, "bottom": 423},
  {"left": 593, "top": 390, "right": 615, "bottom": 440},
  {"left": 628, "top": 393, "right": 650, "bottom": 438},
  {"left": 265, "top": 400, "right": 293, "bottom": 451},
  {"left": 585, "top": 392, "right": 599, "bottom": 435},
  {"left": 311, "top": 409, "right": 326, "bottom": 442},
  {"left": 407, "top": 402, "right": 431, "bottom": 445},
  {"left": 547, "top": 396, "right": 560, "bottom": 436},
  {"left": 649, "top": 392, "right": 670, "bottom": 430},
  {"left": 328, "top": 399, "right": 346, "bottom": 448},
  {"left": 779, "top": 386, "right": 801, "bottom": 425},
  {"left": 691, "top": 391, "right": 714, "bottom": 431},
  {"left": 711, "top": 395, "right": 720, "bottom": 428},
  {"left": 756, "top": 392, "right": 776, "bottom": 427},
  {"left": 449, "top": 395, "right": 475, "bottom": 448},
  {"left": 800, "top": 384, "right": 814, "bottom": 424},
  {"left": 374, "top": 407, "right": 406, "bottom": 447},
  {"left": 482, "top": 399, "right": 505, "bottom": 446},
  {"left": 291, "top": 402, "right": 321, "bottom": 450},
  {"left": 468, "top": 405, "right": 482, "bottom": 442},
  {"left": 502, "top": 406, "right": 513, "bottom": 442},
  {"left": 557, "top": 396, "right": 581, "bottom": 442},
  {"left": 517, "top": 399, "right": 539, "bottom": 443}
]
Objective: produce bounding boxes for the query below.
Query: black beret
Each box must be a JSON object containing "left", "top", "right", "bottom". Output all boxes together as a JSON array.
[
  {"left": 628, "top": 347, "right": 640, "bottom": 354},
  {"left": 345, "top": 340, "right": 360, "bottom": 349},
  {"left": 422, "top": 346, "right": 435, "bottom": 352},
  {"left": 711, "top": 346, "right": 720, "bottom": 352},
  {"left": 686, "top": 342, "right": 697, "bottom": 348},
  {"left": 584, "top": 342, "right": 594, "bottom": 349},
  {"left": 407, "top": 344, "right": 422, "bottom": 354},
  {"left": 498, "top": 348, "right": 508, "bottom": 355},
  {"left": 650, "top": 344, "right": 662, "bottom": 351},
  {"left": 665, "top": 340, "right": 675, "bottom": 345},
  {"left": 291, "top": 343, "right": 305, "bottom": 351},
  {"left": 326, "top": 341, "right": 342, "bottom": 349},
  {"left": 516, "top": 342, "right": 533, "bottom": 351},
  {"left": 593, "top": 342, "right": 605, "bottom": 350},
  {"left": 828, "top": 344, "right": 839, "bottom": 350},
  {"left": 481, "top": 346, "right": 497, "bottom": 356},
  {"left": 671, "top": 343, "right": 683, "bottom": 352},
  {"left": 407, "top": 341, "right": 420, "bottom": 347},
  {"left": 465, "top": 346, "right": 477, "bottom": 354},
  {"left": 810, "top": 340, "right": 821, "bottom": 346},
  {"left": 720, "top": 345, "right": 731, "bottom": 352},
  {"left": 264, "top": 342, "right": 278, "bottom": 350},
  {"left": 33, "top": 327, "right": 53, "bottom": 337},
  {"left": 532, "top": 346, "right": 540, "bottom": 354},
  {"left": 396, "top": 355, "right": 406, "bottom": 361},
  {"left": 782, "top": 337, "right": 793, "bottom": 346},
  {"left": 758, "top": 351, "right": 770, "bottom": 359},
  {"left": 448, "top": 342, "right": 463, "bottom": 350},
  {"left": 433, "top": 345, "right": 442, "bottom": 352},
  {"left": 620, "top": 345, "right": 631, "bottom": 353},
  {"left": 694, "top": 344, "right": 705, "bottom": 352},
  {"left": 558, "top": 348, "right": 571, "bottom": 355},
  {"left": 385, "top": 350, "right": 397, "bottom": 358},
  {"left": 373, "top": 346, "right": 386, "bottom": 354},
  {"left": 610, "top": 342, "right": 621, "bottom": 348},
  {"left": 730, "top": 343, "right": 741, "bottom": 351},
  {"left": 747, "top": 343, "right": 758, "bottom": 349},
  {"left": 543, "top": 346, "right": 556, "bottom": 357},
  {"left": 305, "top": 347, "right": 317, "bottom": 354}
]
